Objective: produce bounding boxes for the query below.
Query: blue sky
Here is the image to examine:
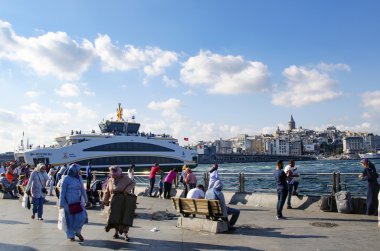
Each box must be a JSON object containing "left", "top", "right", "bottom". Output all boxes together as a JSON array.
[{"left": 0, "top": 1, "right": 379, "bottom": 152}]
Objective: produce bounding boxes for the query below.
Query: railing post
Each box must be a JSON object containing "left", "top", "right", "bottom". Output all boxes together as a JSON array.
[
  {"left": 332, "top": 172, "right": 337, "bottom": 195},
  {"left": 204, "top": 172, "right": 209, "bottom": 189},
  {"left": 337, "top": 172, "right": 341, "bottom": 192},
  {"left": 239, "top": 172, "right": 245, "bottom": 193},
  {"left": 174, "top": 173, "right": 178, "bottom": 188},
  {"left": 92, "top": 171, "right": 96, "bottom": 182}
]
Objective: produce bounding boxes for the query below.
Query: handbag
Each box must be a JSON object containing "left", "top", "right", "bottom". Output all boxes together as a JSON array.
[
  {"left": 36, "top": 172, "right": 48, "bottom": 194},
  {"left": 68, "top": 202, "right": 83, "bottom": 214}
]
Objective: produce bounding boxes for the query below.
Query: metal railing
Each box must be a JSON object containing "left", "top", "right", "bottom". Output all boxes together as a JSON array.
[{"left": 90, "top": 171, "right": 369, "bottom": 196}]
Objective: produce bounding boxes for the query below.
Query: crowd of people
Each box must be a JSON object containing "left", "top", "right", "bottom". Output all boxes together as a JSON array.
[{"left": 0, "top": 158, "right": 379, "bottom": 243}]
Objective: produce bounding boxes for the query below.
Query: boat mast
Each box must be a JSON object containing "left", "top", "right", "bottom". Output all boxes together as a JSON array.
[{"left": 116, "top": 103, "right": 123, "bottom": 122}]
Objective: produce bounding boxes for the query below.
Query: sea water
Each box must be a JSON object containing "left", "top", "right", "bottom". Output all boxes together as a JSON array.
[{"left": 193, "top": 159, "right": 380, "bottom": 196}]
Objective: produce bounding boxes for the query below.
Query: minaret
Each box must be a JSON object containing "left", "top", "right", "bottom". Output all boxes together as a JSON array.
[{"left": 288, "top": 115, "right": 295, "bottom": 131}]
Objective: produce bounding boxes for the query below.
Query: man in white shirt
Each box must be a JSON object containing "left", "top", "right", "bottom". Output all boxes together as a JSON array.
[
  {"left": 284, "top": 160, "right": 299, "bottom": 209},
  {"left": 186, "top": 184, "right": 205, "bottom": 199}
]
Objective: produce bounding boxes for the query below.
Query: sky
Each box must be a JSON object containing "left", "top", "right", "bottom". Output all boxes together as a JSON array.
[{"left": 0, "top": 0, "right": 380, "bottom": 153}]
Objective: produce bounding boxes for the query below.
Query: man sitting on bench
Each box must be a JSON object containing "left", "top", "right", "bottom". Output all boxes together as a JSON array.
[
  {"left": 205, "top": 180, "right": 240, "bottom": 230},
  {"left": 0, "top": 173, "right": 18, "bottom": 198}
]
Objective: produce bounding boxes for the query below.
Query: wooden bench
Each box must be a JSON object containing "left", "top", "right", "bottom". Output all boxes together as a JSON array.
[{"left": 172, "top": 198, "right": 224, "bottom": 220}]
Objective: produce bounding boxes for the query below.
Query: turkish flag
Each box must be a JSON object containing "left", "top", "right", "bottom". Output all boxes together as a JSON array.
[{"left": 184, "top": 137, "right": 189, "bottom": 141}]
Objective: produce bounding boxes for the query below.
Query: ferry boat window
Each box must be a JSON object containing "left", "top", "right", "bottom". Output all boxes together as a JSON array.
[
  {"left": 83, "top": 142, "right": 174, "bottom": 152},
  {"left": 76, "top": 156, "right": 181, "bottom": 166}
]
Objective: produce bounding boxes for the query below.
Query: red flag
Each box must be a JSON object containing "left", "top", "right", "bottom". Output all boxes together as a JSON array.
[{"left": 184, "top": 137, "right": 189, "bottom": 141}]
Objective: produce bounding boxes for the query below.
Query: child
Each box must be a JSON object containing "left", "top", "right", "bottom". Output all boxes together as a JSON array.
[{"left": 158, "top": 176, "right": 164, "bottom": 198}]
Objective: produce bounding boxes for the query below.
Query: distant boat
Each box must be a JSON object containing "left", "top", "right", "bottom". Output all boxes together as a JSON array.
[
  {"left": 22, "top": 104, "right": 198, "bottom": 171},
  {"left": 358, "top": 152, "right": 380, "bottom": 159}
]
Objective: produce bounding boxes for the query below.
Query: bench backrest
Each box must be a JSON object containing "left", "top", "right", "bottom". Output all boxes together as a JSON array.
[{"left": 173, "top": 198, "right": 223, "bottom": 217}]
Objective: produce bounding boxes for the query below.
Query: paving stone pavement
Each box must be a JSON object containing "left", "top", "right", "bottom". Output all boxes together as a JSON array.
[{"left": 0, "top": 194, "right": 379, "bottom": 251}]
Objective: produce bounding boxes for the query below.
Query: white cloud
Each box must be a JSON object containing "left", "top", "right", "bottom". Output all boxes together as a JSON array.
[
  {"left": 56, "top": 83, "right": 81, "bottom": 97},
  {"left": 21, "top": 102, "right": 42, "bottom": 112},
  {"left": 25, "top": 91, "right": 40, "bottom": 98},
  {"left": 163, "top": 75, "right": 178, "bottom": 88},
  {"left": 361, "top": 90, "right": 380, "bottom": 121},
  {"left": 0, "top": 109, "right": 18, "bottom": 125},
  {"left": 272, "top": 64, "right": 345, "bottom": 107},
  {"left": 183, "top": 89, "right": 194, "bottom": 96},
  {"left": 94, "top": 34, "right": 178, "bottom": 77},
  {"left": 180, "top": 50, "right": 271, "bottom": 95},
  {"left": 62, "top": 102, "right": 97, "bottom": 119},
  {"left": 0, "top": 20, "right": 95, "bottom": 80},
  {"left": 316, "top": 62, "right": 351, "bottom": 72},
  {"left": 147, "top": 98, "right": 182, "bottom": 117}
]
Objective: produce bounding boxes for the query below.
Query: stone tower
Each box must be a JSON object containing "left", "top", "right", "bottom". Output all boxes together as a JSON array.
[{"left": 288, "top": 115, "right": 296, "bottom": 131}]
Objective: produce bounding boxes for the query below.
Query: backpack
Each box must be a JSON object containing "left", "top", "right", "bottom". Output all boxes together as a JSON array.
[
  {"left": 320, "top": 195, "right": 336, "bottom": 212},
  {"left": 335, "top": 191, "right": 353, "bottom": 213}
]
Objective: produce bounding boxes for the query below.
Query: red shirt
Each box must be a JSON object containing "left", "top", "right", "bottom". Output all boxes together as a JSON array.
[{"left": 149, "top": 166, "right": 160, "bottom": 179}]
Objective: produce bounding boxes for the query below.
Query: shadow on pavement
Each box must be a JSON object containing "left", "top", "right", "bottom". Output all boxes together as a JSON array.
[
  {"left": 0, "top": 243, "right": 38, "bottom": 251},
  {"left": 228, "top": 225, "right": 327, "bottom": 239},
  {"left": 79, "top": 238, "right": 262, "bottom": 251},
  {"left": 291, "top": 217, "right": 378, "bottom": 223},
  {"left": 0, "top": 220, "right": 28, "bottom": 225}
]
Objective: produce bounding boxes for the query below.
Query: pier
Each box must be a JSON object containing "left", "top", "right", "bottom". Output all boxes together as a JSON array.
[{"left": 0, "top": 190, "right": 379, "bottom": 250}]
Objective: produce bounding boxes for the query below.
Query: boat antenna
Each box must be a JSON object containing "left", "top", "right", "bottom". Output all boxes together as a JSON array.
[{"left": 116, "top": 103, "right": 123, "bottom": 122}]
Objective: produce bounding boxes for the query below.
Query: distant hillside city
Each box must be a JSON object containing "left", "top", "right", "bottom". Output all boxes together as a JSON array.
[{"left": 193, "top": 115, "right": 380, "bottom": 159}]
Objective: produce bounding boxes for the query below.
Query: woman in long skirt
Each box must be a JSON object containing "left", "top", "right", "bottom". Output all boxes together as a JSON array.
[
  {"left": 59, "top": 164, "right": 88, "bottom": 241},
  {"left": 102, "top": 165, "right": 135, "bottom": 241}
]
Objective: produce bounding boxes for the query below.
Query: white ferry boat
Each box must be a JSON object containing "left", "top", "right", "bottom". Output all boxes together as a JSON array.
[
  {"left": 358, "top": 152, "right": 380, "bottom": 159},
  {"left": 23, "top": 104, "right": 198, "bottom": 171}
]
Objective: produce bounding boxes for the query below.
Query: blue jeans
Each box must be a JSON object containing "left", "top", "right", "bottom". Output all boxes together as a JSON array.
[
  {"left": 32, "top": 197, "right": 44, "bottom": 218},
  {"left": 227, "top": 207, "right": 240, "bottom": 226},
  {"left": 149, "top": 178, "right": 155, "bottom": 196},
  {"left": 277, "top": 188, "right": 288, "bottom": 217},
  {"left": 287, "top": 181, "right": 299, "bottom": 206}
]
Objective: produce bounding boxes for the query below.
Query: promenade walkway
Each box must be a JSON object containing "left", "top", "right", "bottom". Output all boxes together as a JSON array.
[{"left": 0, "top": 194, "right": 379, "bottom": 251}]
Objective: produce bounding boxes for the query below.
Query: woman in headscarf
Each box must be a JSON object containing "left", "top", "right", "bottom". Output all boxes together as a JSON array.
[
  {"left": 359, "top": 158, "right": 379, "bottom": 216},
  {"left": 102, "top": 165, "right": 135, "bottom": 241},
  {"left": 25, "top": 163, "right": 49, "bottom": 220},
  {"left": 59, "top": 164, "right": 88, "bottom": 241}
]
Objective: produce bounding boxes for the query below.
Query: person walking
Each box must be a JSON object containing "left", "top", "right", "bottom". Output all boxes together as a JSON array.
[
  {"left": 180, "top": 165, "right": 188, "bottom": 197},
  {"left": 58, "top": 164, "right": 88, "bottom": 242},
  {"left": 163, "top": 168, "right": 177, "bottom": 199},
  {"left": 25, "top": 163, "right": 49, "bottom": 220},
  {"left": 47, "top": 165, "right": 58, "bottom": 196},
  {"left": 128, "top": 164, "right": 135, "bottom": 194},
  {"left": 359, "top": 158, "right": 379, "bottom": 216},
  {"left": 85, "top": 161, "right": 92, "bottom": 191},
  {"left": 102, "top": 165, "right": 136, "bottom": 241},
  {"left": 284, "top": 160, "right": 299, "bottom": 209},
  {"left": 185, "top": 168, "right": 197, "bottom": 191},
  {"left": 208, "top": 163, "right": 219, "bottom": 189},
  {"left": 148, "top": 163, "right": 162, "bottom": 197},
  {"left": 274, "top": 160, "right": 288, "bottom": 220}
]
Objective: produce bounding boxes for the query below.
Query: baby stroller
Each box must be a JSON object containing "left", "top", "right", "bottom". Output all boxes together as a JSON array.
[{"left": 86, "top": 179, "right": 103, "bottom": 207}]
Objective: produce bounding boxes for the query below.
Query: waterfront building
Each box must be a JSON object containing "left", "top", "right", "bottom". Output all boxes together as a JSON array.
[
  {"left": 363, "top": 134, "right": 380, "bottom": 152},
  {"left": 343, "top": 136, "right": 364, "bottom": 154},
  {"left": 289, "top": 140, "right": 303, "bottom": 156}
]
